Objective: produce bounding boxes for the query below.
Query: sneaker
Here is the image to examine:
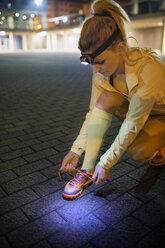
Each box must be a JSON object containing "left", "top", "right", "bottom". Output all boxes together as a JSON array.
[
  {"left": 63, "top": 169, "right": 93, "bottom": 200},
  {"left": 149, "top": 147, "right": 165, "bottom": 166}
]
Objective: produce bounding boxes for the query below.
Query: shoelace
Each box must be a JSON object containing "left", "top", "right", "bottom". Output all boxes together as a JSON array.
[
  {"left": 58, "top": 168, "right": 112, "bottom": 183},
  {"left": 155, "top": 151, "right": 162, "bottom": 159},
  {"left": 69, "top": 172, "right": 86, "bottom": 186}
]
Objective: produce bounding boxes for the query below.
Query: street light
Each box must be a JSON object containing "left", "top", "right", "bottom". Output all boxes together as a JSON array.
[
  {"left": 34, "top": 0, "right": 43, "bottom": 6},
  {"left": 22, "top": 15, "right": 27, "bottom": 20}
]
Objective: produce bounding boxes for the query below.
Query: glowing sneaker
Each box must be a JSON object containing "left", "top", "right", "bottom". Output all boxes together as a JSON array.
[
  {"left": 63, "top": 169, "right": 93, "bottom": 200},
  {"left": 149, "top": 147, "right": 165, "bottom": 166}
]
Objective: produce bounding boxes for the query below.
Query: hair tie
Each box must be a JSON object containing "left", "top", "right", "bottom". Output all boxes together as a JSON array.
[{"left": 93, "top": 11, "right": 110, "bottom": 17}]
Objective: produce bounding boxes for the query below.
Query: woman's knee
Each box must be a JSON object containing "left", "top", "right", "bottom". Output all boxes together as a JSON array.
[
  {"left": 127, "top": 145, "right": 149, "bottom": 162},
  {"left": 95, "top": 91, "right": 129, "bottom": 116}
]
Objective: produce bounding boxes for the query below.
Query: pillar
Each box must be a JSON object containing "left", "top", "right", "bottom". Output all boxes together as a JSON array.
[{"left": 9, "top": 32, "right": 14, "bottom": 51}]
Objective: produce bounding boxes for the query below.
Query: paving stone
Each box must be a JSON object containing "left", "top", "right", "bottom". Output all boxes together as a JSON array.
[
  {"left": 18, "top": 131, "right": 45, "bottom": 141},
  {"left": 0, "top": 170, "right": 17, "bottom": 184},
  {"left": 90, "top": 227, "right": 127, "bottom": 248},
  {"left": 93, "top": 193, "right": 142, "bottom": 226},
  {"left": 24, "top": 125, "right": 50, "bottom": 134},
  {"left": 44, "top": 126, "right": 69, "bottom": 134},
  {"left": 32, "top": 240, "right": 52, "bottom": 248},
  {"left": 0, "top": 186, "right": 7, "bottom": 198},
  {"left": 54, "top": 141, "right": 73, "bottom": 152},
  {"left": 28, "top": 119, "right": 55, "bottom": 127},
  {"left": 48, "top": 221, "right": 89, "bottom": 248},
  {"left": 0, "top": 130, "right": 8, "bottom": 135},
  {"left": 0, "top": 209, "right": 29, "bottom": 235},
  {"left": 109, "top": 216, "right": 150, "bottom": 247},
  {"left": 0, "top": 188, "right": 39, "bottom": 214},
  {"left": 0, "top": 123, "right": 14, "bottom": 129},
  {"left": 159, "top": 168, "right": 165, "bottom": 181},
  {"left": 130, "top": 178, "right": 165, "bottom": 203},
  {"left": 9, "top": 139, "right": 41, "bottom": 150},
  {"left": 0, "top": 138, "right": 19, "bottom": 147},
  {"left": 32, "top": 173, "right": 72, "bottom": 197},
  {"left": 108, "top": 161, "right": 136, "bottom": 180},
  {"left": 13, "top": 159, "right": 53, "bottom": 176},
  {"left": 0, "top": 146, "right": 11, "bottom": 154},
  {"left": 0, "top": 157, "right": 27, "bottom": 172},
  {"left": 57, "top": 193, "right": 109, "bottom": 222},
  {"left": 0, "top": 131, "right": 26, "bottom": 140},
  {"left": 38, "top": 132, "right": 65, "bottom": 142},
  {"left": 2, "top": 172, "right": 47, "bottom": 194},
  {"left": 22, "top": 190, "right": 69, "bottom": 219},
  {"left": 76, "top": 213, "right": 107, "bottom": 239},
  {"left": 0, "top": 147, "right": 33, "bottom": 161},
  {"left": 0, "top": 237, "right": 11, "bottom": 248},
  {"left": 31, "top": 139, "right": 62, "bottom": 151},
  {"left": 62, "top": 126, "right": 80, "bottom": 135},
  {"left": 49, "top": 120, "right": 72, "bottom": 128},
  {"left": 7, "top": 211, "right": 66, "bottom": 248},
  {"left": 94, "top": 175, "right": 139, "bottom": 200},
  {"left": 41, "top": 163, "right": 62, "bottom": 178},
  {"left": 23, "top": 148, "right": 58, "bottom": 162},
  {"left": 132, "top": 194, "right": 165, "bottom": 228},
  {"left": 136, "top": 222, "right": 165, "bottom": 248},
  {"left": 6, "top": 125, "right": 32, "bottom": 133},
  {"left": 48, "top": 151, "right": 70, "bottom": 165},
  {"left": 13, "top": 121, "right": 31, "bottom": 126},
  {"left": 58, "top": 133, "right": 78, "bottom": 143},
  {"left": 79, "top": 243, "right": 95, "bottom": 248},
  {"left": 128, "top": 164, "right": 164, "bottom": 183}
]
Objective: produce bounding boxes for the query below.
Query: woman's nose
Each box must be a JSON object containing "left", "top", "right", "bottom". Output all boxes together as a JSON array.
[{"left": 92, "top": 64, "right": 100, "bottom": 73}]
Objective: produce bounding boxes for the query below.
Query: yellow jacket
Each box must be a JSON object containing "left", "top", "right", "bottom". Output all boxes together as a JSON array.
[{"left": 71, "top": 48, "right": 165, "bottom": 169}]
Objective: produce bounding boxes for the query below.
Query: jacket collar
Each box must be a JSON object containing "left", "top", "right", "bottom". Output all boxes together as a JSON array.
[
  {"left": 125, "top": 62, "right": 139, "bottom": 93},
  {"left": 126, "top": 73, "right": 138, "bottom": 93}
]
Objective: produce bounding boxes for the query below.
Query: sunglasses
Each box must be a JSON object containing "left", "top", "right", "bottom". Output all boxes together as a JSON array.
[{"left": 80, "top": 27, "right": 119, "bottom": 65}]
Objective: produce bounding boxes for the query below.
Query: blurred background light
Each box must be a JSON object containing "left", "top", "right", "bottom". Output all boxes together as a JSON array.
[
  {"left": 34, "top": 0, "right": 43, "bottom": 6},
  {"left": 22, "top": 15, "right": 27, "bottom": 21},
  {"left": 15, "top": 13, "right": 20, "bottom": 17},
  {"left": 73, "top": 28, "right": 81, "bottom": 34},
  {"left": 0, "top": 31, "right": 6, "bottom": 36},
  {"left": 8, "top": 3, "right": 11, "bottom": 9},
  {"left": 62, "top": 16, "right": 68, "bottom": 23},
  {"left": 37, "top": 31, "right": 47, "bottom": 37},
  {"left": 30, "top": 13, "right": 35, "bottom": 18}
]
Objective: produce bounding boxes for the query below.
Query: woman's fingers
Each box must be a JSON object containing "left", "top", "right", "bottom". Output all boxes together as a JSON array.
[
  {"left": 92, "top": 164, "right": 109, "bottom": 185},
  {"left": 61, "top": 163, "right": 75, "bottom": 172}
]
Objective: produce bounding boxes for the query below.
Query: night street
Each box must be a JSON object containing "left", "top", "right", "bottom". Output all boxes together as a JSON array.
[{"left": 0, "top": 52, "right": 165, "bottom": 248}]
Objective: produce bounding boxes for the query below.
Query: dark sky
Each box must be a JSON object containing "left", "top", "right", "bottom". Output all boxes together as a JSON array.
[
  {"left": 0, "top": 0, "right": 47, "bottom": 11},
  {"left": 0, "top": 0, "right": 91, "bottom": 11},
  {"left": 0, "top": 0, "right": 91, "bottom": 9}
]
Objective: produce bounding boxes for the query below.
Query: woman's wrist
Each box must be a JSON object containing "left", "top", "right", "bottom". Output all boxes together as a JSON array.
[
  {"left": 70, "top": 147, "right": 83, "bottom": 157},
  {"left": 98, "top": 160, "right": 110, "bottom": 170}
]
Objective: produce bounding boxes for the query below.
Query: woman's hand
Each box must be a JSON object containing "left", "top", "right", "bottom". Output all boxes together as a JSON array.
[
  {"left": 92, "top": 163, "right": 109, "bottom": 185},
  {"left": 60, "top": 151, "right": 79, "bottom": 172}
]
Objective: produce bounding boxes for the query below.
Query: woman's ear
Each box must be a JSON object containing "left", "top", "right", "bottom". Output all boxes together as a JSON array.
[{"left": 117, "top": 41, "right": 126, "bottom": 55}]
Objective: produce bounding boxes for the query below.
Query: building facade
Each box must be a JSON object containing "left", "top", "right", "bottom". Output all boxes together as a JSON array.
[{"left": 0, "top": 0, "right": 165, "bottom": 55}]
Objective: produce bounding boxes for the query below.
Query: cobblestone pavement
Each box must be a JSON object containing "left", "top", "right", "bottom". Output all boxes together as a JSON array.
[{"left": 0, "top": 52, "right": 165, "bottom": 248}]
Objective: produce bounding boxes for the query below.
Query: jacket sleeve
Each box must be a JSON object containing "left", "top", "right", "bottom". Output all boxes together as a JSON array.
[
  {"left": 70, "top": 73, "right": 105, "bottom": 156},
  {"left": 99, "top": 60, "right": 164, "bottom": 169}
]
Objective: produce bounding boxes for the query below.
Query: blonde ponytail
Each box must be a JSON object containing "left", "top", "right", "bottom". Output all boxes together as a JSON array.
[{"left": 79, "top": 0, "right": 130, "bottom": 52}]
